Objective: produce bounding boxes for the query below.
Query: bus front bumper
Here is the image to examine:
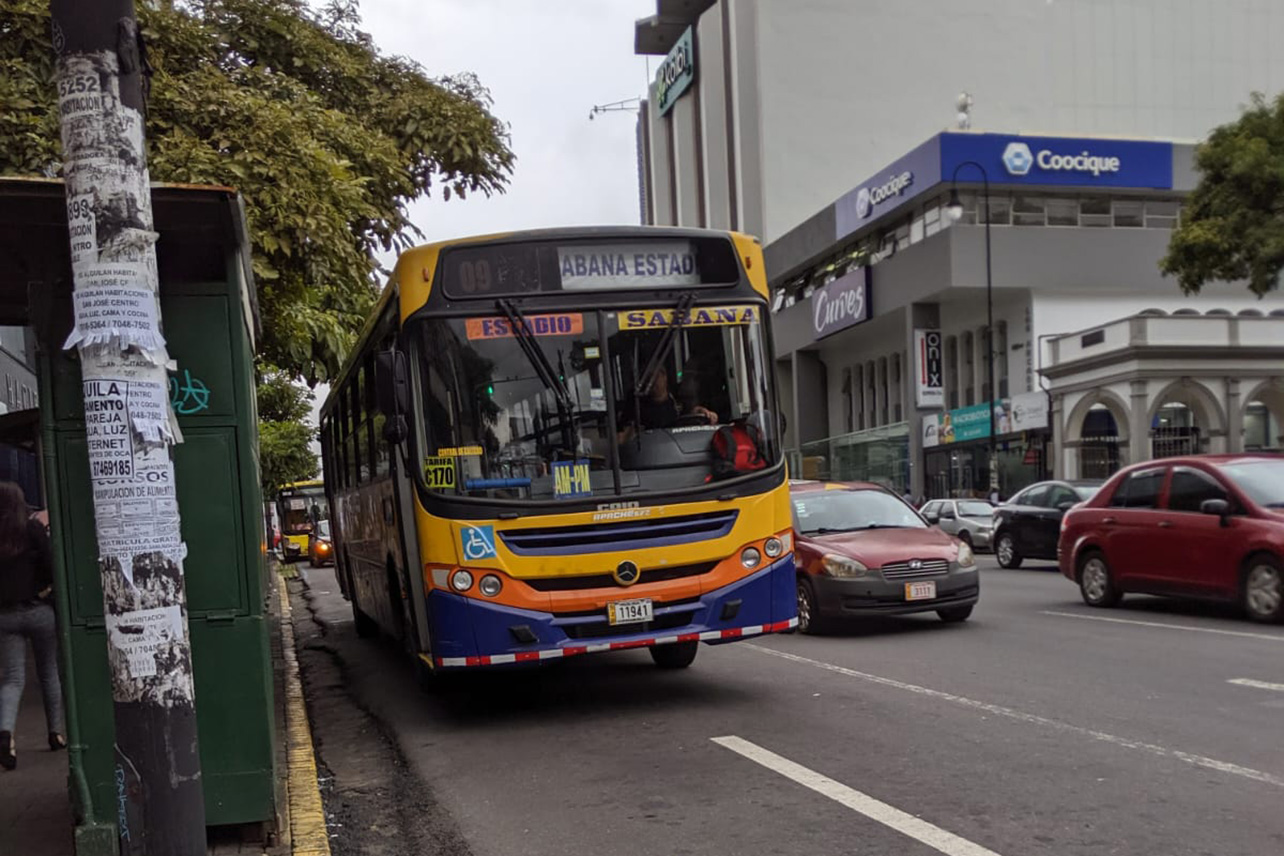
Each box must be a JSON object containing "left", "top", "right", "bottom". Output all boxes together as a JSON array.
[{"left": 427, "top": 555, "right": 798, "bottom": 669}]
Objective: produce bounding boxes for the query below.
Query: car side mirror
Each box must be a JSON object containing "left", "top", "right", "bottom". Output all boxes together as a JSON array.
[
  {"left": 1200, "top": 498, "right": 1231, "bottom": 526},
  {"left": 1056, "top": 500, "right": 1076, "bottom": 512},
  {"left": 375, "top": 349, "right": 410, "bottom": 444}
]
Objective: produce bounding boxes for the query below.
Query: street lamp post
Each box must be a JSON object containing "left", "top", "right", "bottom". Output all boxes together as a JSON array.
[{"left": 944, "top": 162, "right": 998, "bottom": 496}]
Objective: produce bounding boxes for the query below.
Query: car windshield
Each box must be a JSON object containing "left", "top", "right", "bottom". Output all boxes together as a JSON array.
[
  {"left": 957, "top": 501, "right": 994, "bottom": 517},
  {"left": 792, "top": 489, "right": 926, "bottom": 534},
  {"left": 1219, "top": 460, "right": 1284, "bottom": 508},
  {"left": 412, "top": 304, "right": 778, "bottom": 501},
  {"left": 1074, "top": 485, "right": 1101, "bottom": 501}
]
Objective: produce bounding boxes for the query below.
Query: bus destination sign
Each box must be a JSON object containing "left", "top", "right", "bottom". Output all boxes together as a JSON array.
[{"left": 557, "top": 242, "right": 699, "bottom": 290}]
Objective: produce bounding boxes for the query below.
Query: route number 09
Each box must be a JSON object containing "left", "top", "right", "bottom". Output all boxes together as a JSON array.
[{"left": 457, "top": 260, "right": 492, "bottom": 293}]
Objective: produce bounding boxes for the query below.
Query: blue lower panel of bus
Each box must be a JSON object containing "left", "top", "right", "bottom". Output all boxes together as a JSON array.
[{"left": 428, "top": 554, "right": 797, "bottom": 667}]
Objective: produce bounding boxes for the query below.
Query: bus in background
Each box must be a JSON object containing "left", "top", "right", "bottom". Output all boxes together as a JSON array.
[
  {"left": 277, "top": 479, "right": 327, "bottom": 563},
  {"left": 319, "top": 227, "right": 795, "bottom": 678}
]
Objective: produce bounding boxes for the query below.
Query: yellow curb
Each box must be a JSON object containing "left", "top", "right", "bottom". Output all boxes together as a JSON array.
[{"left": 277, "top": 583, "right": 332, "bottom": 856}]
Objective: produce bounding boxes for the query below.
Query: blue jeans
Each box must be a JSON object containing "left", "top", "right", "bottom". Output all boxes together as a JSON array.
[{"left": 0, "top": 602, "right": 65, "bottom": 735}]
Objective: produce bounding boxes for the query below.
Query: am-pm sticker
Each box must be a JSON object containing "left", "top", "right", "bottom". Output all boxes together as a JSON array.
[
  {"left": 619, "top": 305, "right": 759, "bottom": 330},
  {"left": 465, "top": 314, "right": 583, "bottom": 340},
  {"left": 552, "top": 459, "right": 592, "bottom": 499}
]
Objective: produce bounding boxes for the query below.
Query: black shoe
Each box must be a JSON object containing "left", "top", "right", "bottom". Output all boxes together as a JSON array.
[
  {"left": 0, "top": 731, "right": 15, "bottom": 770},
  {"left": 49, "top": 732, "right": 66, "bottom": 751}
]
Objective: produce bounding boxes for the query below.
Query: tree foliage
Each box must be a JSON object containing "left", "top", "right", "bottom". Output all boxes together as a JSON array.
[
  {"left": 1162, "top": 92, "right": 1284, "bottom": 297},
  {"left": 0, "top": 0, "right": 513, "bottom": 382},
  {"left": 257, "top": 368, "right": 317, "bottom": 497}
]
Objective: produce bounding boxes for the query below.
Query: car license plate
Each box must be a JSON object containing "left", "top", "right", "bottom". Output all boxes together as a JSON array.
[
  {"left": 607, "top": 598, "right": 653, "bottom": 625},
  {"left": 905, "top": 581, "right": 936, "bottom": 601}
]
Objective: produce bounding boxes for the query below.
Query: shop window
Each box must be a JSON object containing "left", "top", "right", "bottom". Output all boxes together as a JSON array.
[
  {"left": 963, "top": 331, "right": 975, "bottom": 406},
  {"left": 1080, "top": 197, "right": 1111, "bottom": 227},
  {"left": 1012, "top": 196, "right": 1045, "bottom": 227},
  {"left": 1046, "top": 198, "right": 1078, "bottom": 226},
  {"left": 866, "top": 361, "right": 877, "bottom": 427},
  {"left": 1113, "top": 199, "right": 1144, "bottom": 227},
  {"left": 1146, "top": 199, "right": 1180, "bottom": 229},
  {"left": 945, "top": 336, "right": 958, "bottom": 410},
  {"left": 841, "top": 368, "right": 853, "bottom": 433},
  {"left": 982, "top": 195, "right": 1012, "bottom": 225},
  {"left": 949, "top": 192, "right": 977, "bottom": 225},
  {"left": 924, "top": 205, "right": 941, "bottom": 237}
]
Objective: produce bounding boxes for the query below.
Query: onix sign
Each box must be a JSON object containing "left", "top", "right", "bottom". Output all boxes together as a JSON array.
[
  {"left": 914, "top": 329, "right": 944, "bottom": 409},
  {"left": 811, "top": 268, "right": 870, "bottom": 339}
]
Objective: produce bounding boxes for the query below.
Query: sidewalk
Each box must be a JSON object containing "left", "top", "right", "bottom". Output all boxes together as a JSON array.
[
  {"left": 0, "top": 567, "right": 330, "bottom": 856},
  {"left": 0, "top": 650, "right": 75, "bottom": 856}
]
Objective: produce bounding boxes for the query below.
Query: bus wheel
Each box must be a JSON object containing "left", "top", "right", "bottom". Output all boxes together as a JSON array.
[
  {"left": 352, "top": 602, "right": 378, "bottom": 638},
  {"left": 649, "top": 640, "right": 698, "bottom": 669}
]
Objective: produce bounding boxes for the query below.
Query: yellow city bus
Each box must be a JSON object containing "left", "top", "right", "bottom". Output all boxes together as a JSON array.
[
  {"left": 319, "top": 227, "right": 795, "bottom": 677},
  {"left": 276, "top": 479, "right": 326, "bottom": 562}
]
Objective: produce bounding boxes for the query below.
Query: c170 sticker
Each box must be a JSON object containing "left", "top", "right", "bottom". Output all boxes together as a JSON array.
[{"left": 424, "top": 456, "right": 456, "bottom": 490}]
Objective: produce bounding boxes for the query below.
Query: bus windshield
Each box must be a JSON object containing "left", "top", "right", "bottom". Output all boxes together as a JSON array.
[{"left": 413, "top": 303, "right": 778, "bottom": 501}]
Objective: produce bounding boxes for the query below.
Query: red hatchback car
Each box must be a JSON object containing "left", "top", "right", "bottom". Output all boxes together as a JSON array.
[
  {"left": 1058, "top": 455, "right": 1284, "bottom": 622},
  {"left": 791, "top": 481, "right": 979, "bottom": 632}
]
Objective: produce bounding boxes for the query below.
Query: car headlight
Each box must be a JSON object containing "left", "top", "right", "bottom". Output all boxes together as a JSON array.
[
  {"left": 821, "top": 554, "right": 870, "bottom": 578},
  {"left": 956, "top": 541, "right": 976, "bottom": 568}
]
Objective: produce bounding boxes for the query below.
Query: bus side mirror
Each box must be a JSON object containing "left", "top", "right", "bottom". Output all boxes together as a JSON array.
[{"left": 375, "top": 349, "right": 410, "bottom": 444}]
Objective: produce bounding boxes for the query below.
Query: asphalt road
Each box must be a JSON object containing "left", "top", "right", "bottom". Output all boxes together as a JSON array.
[{"left": 294, "top": 557, "right": 1284, "bottom": 856}]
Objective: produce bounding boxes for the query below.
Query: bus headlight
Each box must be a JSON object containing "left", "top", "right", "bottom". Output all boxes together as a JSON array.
[
  {"left": 450, "top": 570, "right": 474, "bottom": 592},
  {"left": 479, "top": 574, "right": 503, "bottom": 597},
  {"left": 741, "top": 547, "right": 762, "bottom": 569},
  {"left": 764, "top": 537, "right": 784, "bottom": 558}
]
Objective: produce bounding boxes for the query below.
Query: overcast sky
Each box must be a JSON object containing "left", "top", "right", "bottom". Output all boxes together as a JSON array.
[
  {"left": 362, "top": 0, "right": 657, "bottom": 254},
  {"left": 308, "top": 0, "right": 658, "bottom": 448}
]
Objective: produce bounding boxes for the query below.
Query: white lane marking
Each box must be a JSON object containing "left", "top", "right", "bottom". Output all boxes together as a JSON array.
[
  {"left": 712, "top": 736, "right": 1003, "bottom": 856},
  {"left": 744, "top": 643, "right": 1284, "bottom": 789},
  {"left": 1040, "top": 610, "right": 1284, "bottom": 643},
  {"left": 1228, "top": 678, "right": 1284, "bottom": 692}
]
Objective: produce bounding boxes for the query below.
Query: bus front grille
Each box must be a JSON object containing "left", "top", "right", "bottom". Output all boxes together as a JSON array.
[
  {"left": 500, "top": 511, "right": 739, "bottom": 556},
  {"left": 522, "top": 562, "right": 717, "bottom": 592}
]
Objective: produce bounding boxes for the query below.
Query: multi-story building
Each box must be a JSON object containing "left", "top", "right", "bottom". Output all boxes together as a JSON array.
[
  {"left": 635, "top": 0, "right": 1284, "bottom": 242},
  {"left": 632, "top": 1, "right": 1284, "bottom": 498}
]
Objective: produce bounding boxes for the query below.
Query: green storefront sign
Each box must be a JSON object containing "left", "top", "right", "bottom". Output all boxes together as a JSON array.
[
  {"left": 655, "top": 26, "right": 695, "bottom": 116},
  {"left": 931, "top": 400, "right": 1011, "bottom": 445}
]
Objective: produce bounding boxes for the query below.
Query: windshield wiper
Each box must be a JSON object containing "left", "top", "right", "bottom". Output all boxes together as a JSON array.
[
  {"left": 497, "top": 299, "right": 576, "bottom": 451},
  {"left": 635, "top": 291, "right": 697, "bottom": 397}
]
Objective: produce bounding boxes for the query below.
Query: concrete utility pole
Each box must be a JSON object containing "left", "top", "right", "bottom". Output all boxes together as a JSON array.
[{"left": 50, "top": 2, "right": 206, "bottom": 853}]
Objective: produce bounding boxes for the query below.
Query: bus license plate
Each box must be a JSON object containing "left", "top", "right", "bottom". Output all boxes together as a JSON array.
[
  {"left": 905, "top": 581, "right": 936, "bottom": 601},
  {"left": 608, "top": 599, "right": 653, "bottom": 626}
]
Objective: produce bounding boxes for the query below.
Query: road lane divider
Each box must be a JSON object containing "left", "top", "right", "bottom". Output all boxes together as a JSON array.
[
  {"left": 1228, "top": 678, "right": 1284, "bottom": 692},
  {"left": 744, "top": 643, "right": 1284, "bottom": 789},
  {"left": 712, "top": 736, "right": 1004, "bottom": 856},
  {"left": 1040, "top": 610, "right": 1284, "bottom": 642}
]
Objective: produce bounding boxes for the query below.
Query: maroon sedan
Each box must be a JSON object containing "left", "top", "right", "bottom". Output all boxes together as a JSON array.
[
  {"left": 1058, "top": 455, "right": 1284, "bottom": 622},
  {"left": 791, "top": 481, "right": 979, "bottom": 633}
]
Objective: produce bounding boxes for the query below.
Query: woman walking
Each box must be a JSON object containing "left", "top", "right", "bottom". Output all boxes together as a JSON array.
[{"left": 0, "top": 482, "right": 64, "bottom": 770}]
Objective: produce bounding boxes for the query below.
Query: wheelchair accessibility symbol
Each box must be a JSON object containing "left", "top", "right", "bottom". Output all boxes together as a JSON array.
[{"left": 461, "top": 525, "right": 497, "bottom": 561}]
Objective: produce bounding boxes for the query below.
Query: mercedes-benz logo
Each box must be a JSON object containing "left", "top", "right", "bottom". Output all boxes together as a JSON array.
[
  {"left": 908, "top": 559, "right": 923, "bottom": 570},
  {"left": 613, "top": 560, "right": 640, "bottom": 587}
]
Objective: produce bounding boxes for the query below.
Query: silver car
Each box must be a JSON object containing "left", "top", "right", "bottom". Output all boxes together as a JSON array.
[{"left": 920, "top": 499, "right": 996, "bottom": 551}]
